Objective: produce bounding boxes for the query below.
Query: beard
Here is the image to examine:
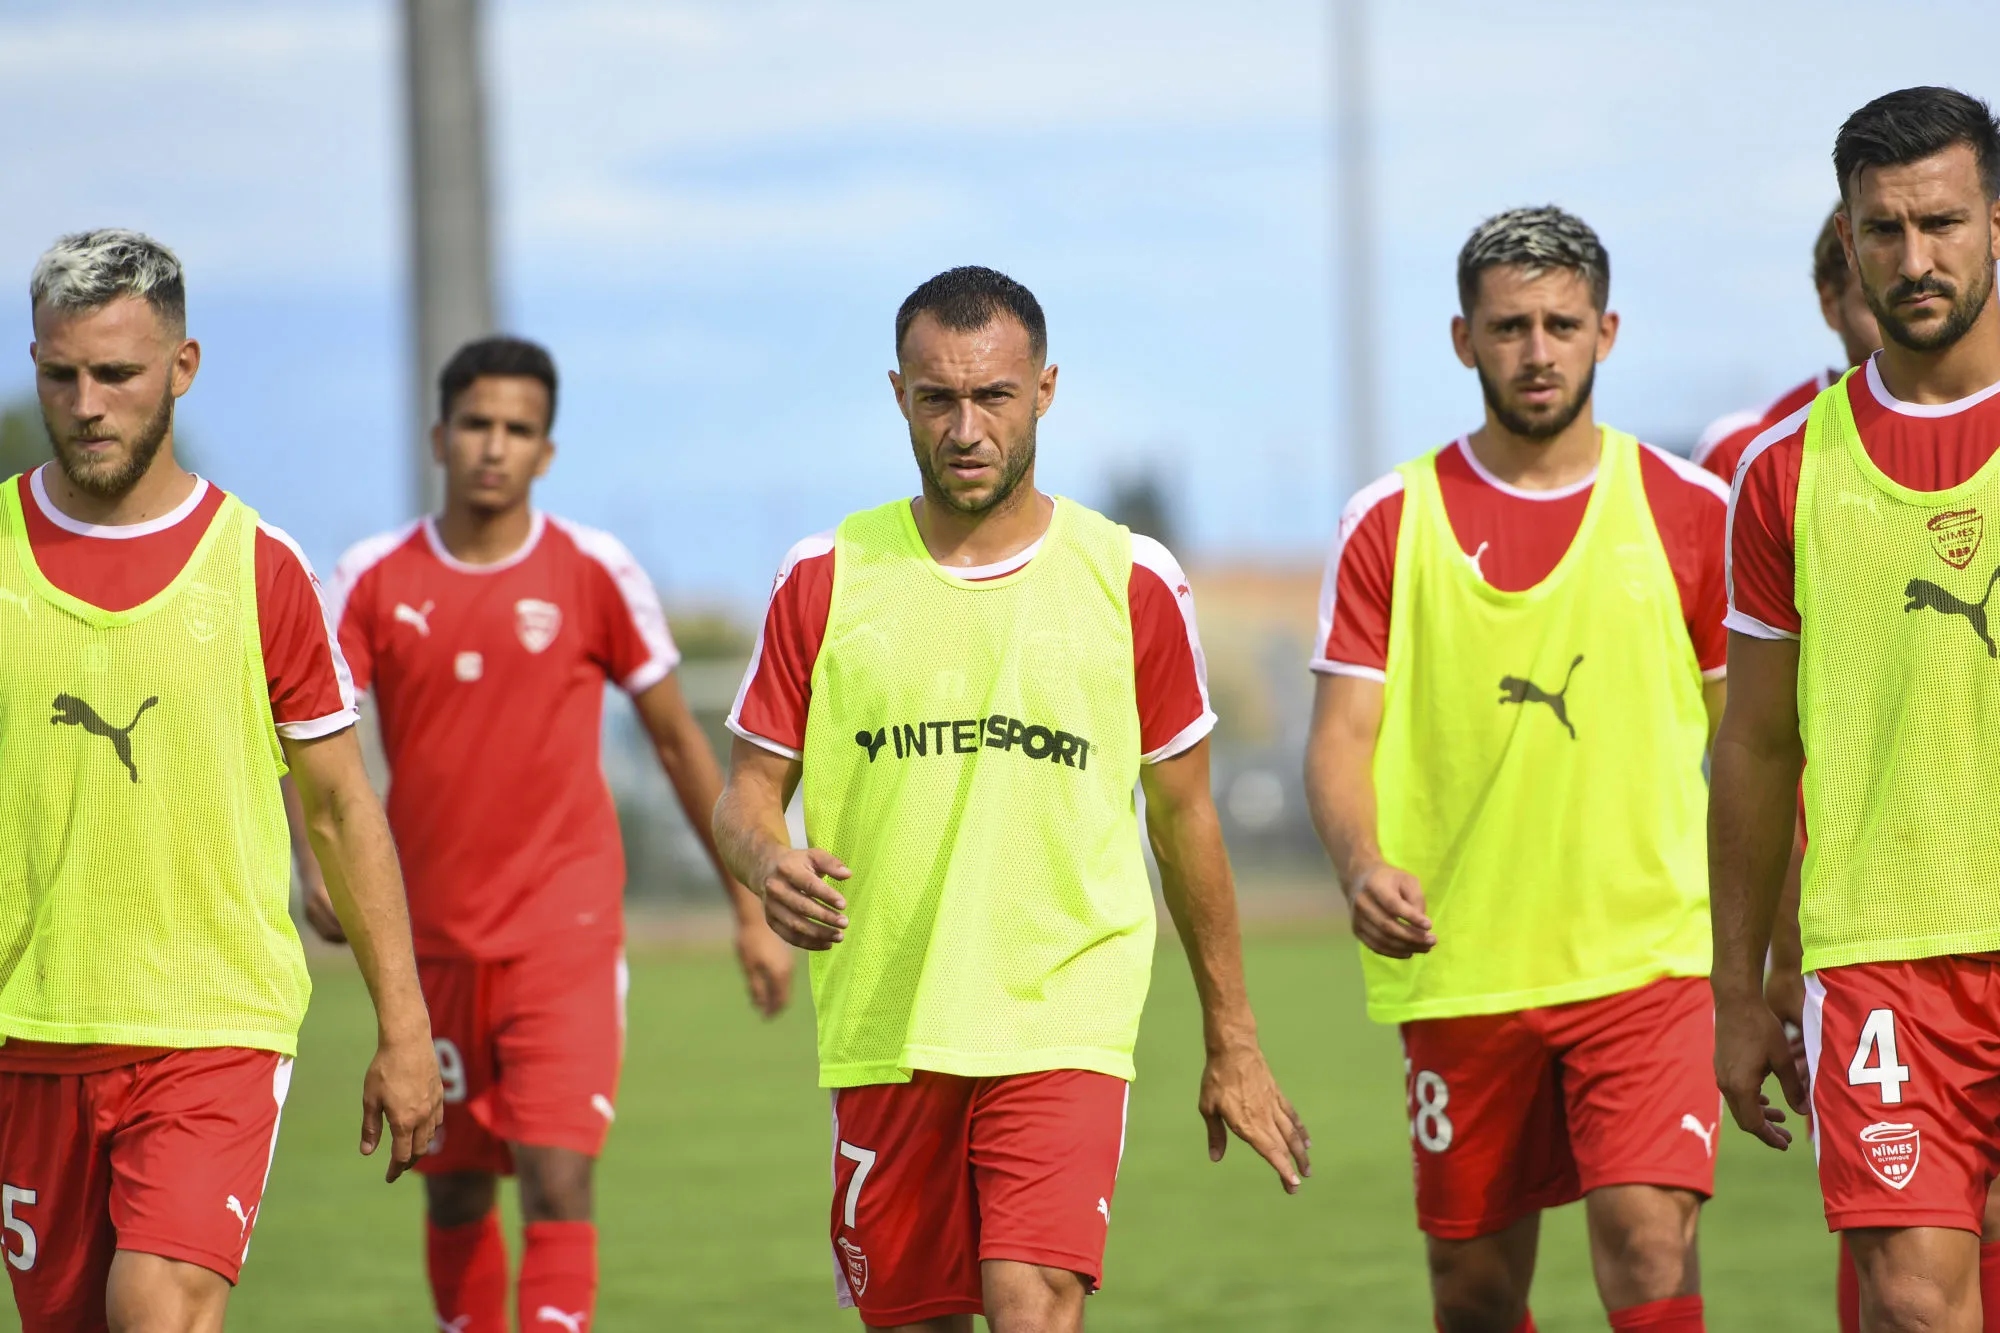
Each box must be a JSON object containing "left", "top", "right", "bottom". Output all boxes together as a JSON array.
[
  {"left": 913, "top": 420, "right": 1037, "bottom": 516},
  {"left": 1475, "top": 359, "right": 1596, "bottom": 442},
  {"left": 1868, "top": 263, "right": 1995, "bottom": 353},
  {"left": 45, "top": 384, "right": 173, "bottom": 499}
]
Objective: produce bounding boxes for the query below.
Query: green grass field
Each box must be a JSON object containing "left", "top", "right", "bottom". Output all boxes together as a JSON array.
[{"left": 5, "top": 926, "right": 1835, "bottom": 1330}]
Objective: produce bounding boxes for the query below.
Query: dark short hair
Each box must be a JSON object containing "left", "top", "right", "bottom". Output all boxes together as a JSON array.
[
  {"left": 894, "top": 266, "right": 1047, "bottom": 362},
  {"left": 1812, "top": 204, "right": 1852, "bottom": 294},
  {"left": 1835, "top": 86, "right": 2000, "bottom": 202},
  {"left": 1455, "top": 206, "right": 1610, "bottom": 315},
  {"left": 438, "top": 335, "right": 559, "bottom": 429}
]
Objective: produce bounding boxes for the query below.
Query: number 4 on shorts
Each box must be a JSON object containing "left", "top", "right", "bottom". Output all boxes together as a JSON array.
[
  {"left": 1847, "top": 1008, "right": 1911, "bottom": 1105},
  {"left": 838, "top": 1142, "right": 877, "bottom": 1228}
]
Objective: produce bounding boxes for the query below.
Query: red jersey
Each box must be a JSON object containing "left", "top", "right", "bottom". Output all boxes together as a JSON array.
[
  {"left": 0, "top": 466, "right": 355, "bottom": 1075},
  {"left": 1314, "top": 437, "right": 1730, "bottom": 679},
  {"left": 1726, "top": 355, "right": 2000, "bottom": 640},
  {"left": 331, "top": 512, "right": 679, "bottom": 960},
  {"left": 729, "top": 506, "right": 1215, "bottom": 763},
  {"left": 1692, "top": 370, "right": 1838, "bottom": 485}
]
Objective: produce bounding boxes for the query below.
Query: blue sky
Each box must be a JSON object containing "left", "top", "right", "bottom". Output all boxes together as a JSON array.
[{"left": 6, "top": 0, "right": 2000, "bottom": 606}]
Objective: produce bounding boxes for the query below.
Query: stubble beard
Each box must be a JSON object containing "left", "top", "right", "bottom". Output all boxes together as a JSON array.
[
  {"left": 1475, "top": 359, "right": 1596, "bottom": 442},
  {"left": 916, "top": 420, "right": 1037, "bottom": 516},
  {"left": 1868, "top": 262, "right": 1995, "bottom": 354},
  {"left": 46, "top": 384, "right": 173, "bottom": 499}
]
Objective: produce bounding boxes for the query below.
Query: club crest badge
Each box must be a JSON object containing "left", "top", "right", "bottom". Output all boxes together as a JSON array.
[
  {"left": 1859, "top": 1121, "right": 1922, "bottom": 1190},
  {"left": 1929, "top": 508, "right": 1983, "bottom": 570},
  {"left": 514, "top": 599, "right": 562, "bottom": 654},
  {"left": 836, "top": 1237, "right": 869, "bottom": 1296},
  {"left": 183, "top": 580, "right": 232, "bottom": 644}
]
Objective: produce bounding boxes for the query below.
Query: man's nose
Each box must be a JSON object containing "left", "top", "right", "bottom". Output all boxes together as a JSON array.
[
  {"left": 1897, "top": 222, "right": 1935, "bottom": 282},
  {"left": 948, "top": 398, "right": 983, "bottom": 446},
  {"left": 1523, "top": 324, "right": 1555, "bottom": 367}
]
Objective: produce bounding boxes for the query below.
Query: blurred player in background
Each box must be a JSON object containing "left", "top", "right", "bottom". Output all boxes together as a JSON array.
[
  {"left": 292, "top": 335, "right": 792, "bottom": 1333},
  {"left": 0, "top": 230, "right": 440, "bottom": 1332},
  {"left": 1692, "top": 205, "right": 1883, "bottom": 484},
  {"left": 714, "top": 266, "right": 1307, "bottom": 1332},
  {"left": 1306, "top": 208, "right": 1727, "bottom": 1333},
  {"left": 1713, "top": 85, "right": 2000, "bottom": 1333}
]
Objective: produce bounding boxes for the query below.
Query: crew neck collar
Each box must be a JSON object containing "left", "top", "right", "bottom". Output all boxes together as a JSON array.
[
  {"left": 1864, "top": 351, "right": 2000, "bottom": 419},
  {"left": 422, "top": 510, "right": 547, "bottom": 574},
  {"left": 1454, "top": 436, "right": 1598, "bottom": 501},
  {"left": 29, "top": 464, "right": 210, "bottom": 539},
  {"left": 919, "top": 496, "right": 1055, "bottom": 578}
]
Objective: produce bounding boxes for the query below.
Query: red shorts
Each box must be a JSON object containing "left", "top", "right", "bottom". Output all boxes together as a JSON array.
[
  {"left": 0, "top": 1047, "right": 291, "bottom": 1329},
  {"left": 1804, "top": 953, "right": 2000, "bottom": 1233},
  {"left": 828, "top": 1069, "right": 1128, "bottom": 1326},
  {"left": 417, "top": 935, "right": 627, "bottom": 1175},
  {"left": 1400, "top": 975, "right": 1718, "bottom": 1239}
]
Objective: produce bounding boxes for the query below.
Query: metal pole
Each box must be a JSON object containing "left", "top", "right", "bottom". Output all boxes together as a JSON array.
[
  {"left": 403, "top": 0, "right": 496, "bottom": 517},
  {"left": 1333, "top": 0, "right": 1378, "bottom": 490}
]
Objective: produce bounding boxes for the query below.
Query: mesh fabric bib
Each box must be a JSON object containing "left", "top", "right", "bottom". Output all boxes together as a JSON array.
[
  {"left": 1366, "top": 430, "right": 1712, "bottom": 1022},
  {"left": 0, "top": 476, "right": 308, "bottom": 1052},
  {"left": 1794, "top": 372, "right": 2000, "bottom": 970},
  {"left": 800, "top": 498, "right": 1153, "bottom": 1088}
]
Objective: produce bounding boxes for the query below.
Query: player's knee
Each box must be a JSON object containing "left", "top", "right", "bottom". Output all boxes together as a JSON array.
[
  {"left": 981, "top": 1261, "right": 1086, "bottom": 1333},
  {"left": 1864, "top": 1266, "right": 1971, "bottom": 1332},
  {"left": 1588, "top": 1188, "right": 1698, "bottom": 1301},
  {"left": 1427, "top": 1252, "right": 1528, "bottom": 1333},
  {"left": 105, "top": 1253, "right": 229, "bottom": 1333},
  {"left": 515, "top": 1146, "right": 594, "bottom": 1223},
  {"left": 426, "top": 1170, "right": 498, "bottom": 1228}
]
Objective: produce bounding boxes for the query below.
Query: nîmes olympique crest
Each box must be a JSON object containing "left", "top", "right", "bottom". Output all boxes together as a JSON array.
[
  {"left": 1859, "top": 1121, "right": 1921, "bottom": 1190},
  {"left": 183, "top": 580, "right": 232, "bottom": 644},
  {"left": 1928, "top": 508, "right": 1983, "bottom": 570},
  {"left": 514, "top": 598, "right": 562, "bottom": 654},
  {"left": 836, "top": 1237, "right": 869, "bottom": 1296}
]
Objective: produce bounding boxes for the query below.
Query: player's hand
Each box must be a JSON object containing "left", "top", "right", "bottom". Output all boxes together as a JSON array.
[
  {"left": 756, "top": 847, "right": 852, "bottom": 951},
  {"left": 734, "top": 912, "right": 796, "bottom": 1017},
  {"left": 1344, "top": 862, "right": 1435, "bottom": 958},
  {"left": 360, "top": 1028, "right": 444, "bottom": 1183},
  {"left": 1715, "top": 990, "right": 1807, "bottom": 1152},
  {"left": 1198, "top": 1041, "right": 1311, "bottom": 1194},
  {"left": 302, "top": 880, "right": 348, "bottom": 944},
  {"left": 1764, "top": 960, "right": 1805, "bottom": 1029}
]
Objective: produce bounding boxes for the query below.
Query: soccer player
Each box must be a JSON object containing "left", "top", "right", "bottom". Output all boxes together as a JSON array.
[
  {"left": 1691, "top": 204, "right": 1883, "bottom": 484},
  {"left": 1305, "top": 207, "right": 1728, "bottom": 1333},
  {"left": 290, "top": 334, "right": 795, "bottom": 1332},
  {"left": 0, "top": 230, "right": 442, "bottom": 1332},
  {"left": 1713, "top": 85, "right": 2000, "bottom": 1333},
  {"left": 714, "top": 266, "right": 1308, "bottom": 1332}
]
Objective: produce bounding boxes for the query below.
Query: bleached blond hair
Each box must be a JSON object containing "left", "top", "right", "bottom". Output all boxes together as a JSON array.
[
  {"left": 1456, "top": 206, "right": 1609, "bottom": 315},
  {"left": 29, "top": 228, "right": 186, "bottom": 335}
]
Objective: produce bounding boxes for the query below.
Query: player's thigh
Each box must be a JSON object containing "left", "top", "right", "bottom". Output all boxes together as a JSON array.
[
  {"left": 109, "top": 1049, "right": 293, "bottom": 1287},
  {"left": 1805, "top": 959, "right": 1994, "bottom": 1233},
  {"left": 103, "top": 1250, "right": 228, "bottom": 1333},
  {"left": 968, "top": 1071, "right": 1127, "bottom": 1290},
  {"left": 487, "top": 938, "right": 624, "bottom": 1160},
  {"left": 1401, "top": 1009, "right": 1572, "bottom": 1241},
  {"left": 832, "top": 1073, "right": 981, "bottom": 1327},
  {"left": 979, "top": 1258, "right": 1086, "bottom": 1333},
  {"left": 0, "top": 1069, "right": 119, "bottom": 1331},
  {"left": 415, "top": 954, "right": 508, "bottom": 1177},
  {"left": 1558, "top": 976, "right": 1718, "bottom": 1200}
]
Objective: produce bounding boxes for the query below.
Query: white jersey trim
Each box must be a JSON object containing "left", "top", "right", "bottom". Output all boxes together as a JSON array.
[
  {"left": 1314, "top": 661, "right": 1388, "bottom": 683},
  {"left": 549, "top": 516, "right": 682, "bottom": 693},
  {"left": 258, "top": 519, "right": 361, "bottom": 739},
  {"left": 1641, "top": 441, "right": 1732, "bottom": 503},
  {"left": 30, "top": 465, "right": 210, "bottom": 537},
  {"left": 1311, "top": 469, "right": 1404, "bottom": 675},
  {"left": 1724, "top": 403, "right": 1812, "bottom": 637},
  {"left": 1453, "top": 436, "right": 1598, "bottom": 501},
  {"left": 327, "top": 521, "right": 423, "bottom": 642},
  {"left": 727, "top": 530, "right": 835, "bottom": 757},
  {"left": 1131, "top": 533, "right": 1216, "bottom": 764},
  {"left": 1691, "top": 409, "right": 1762, "bottom": 467},
  {"left": 420, "top": 509, "right": 547, "bottom": 573},
  {"left": 1864, "top": 351, "right": 2000, "bottom": 418},
  {"left": 1723, "top": 609, "right": 1799, "bottom": 642}
]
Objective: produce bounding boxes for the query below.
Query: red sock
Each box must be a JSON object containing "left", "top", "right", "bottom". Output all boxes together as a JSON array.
[
  {"left": 1837, "top": 1236, "right": 1861, "bottom": 1333},
  {"left": 426, "top": 1211, "right": 508, "bottom": 1333},
  {"left": 519, "top": 1220, "right": 597, "bottom": 1332},
  {"left": 1608, "top": 1294, "right": 1703, "bottom": 1332},
  {"left": 1980, "top": 1240, "right": 2000, "bottom": 1333}
]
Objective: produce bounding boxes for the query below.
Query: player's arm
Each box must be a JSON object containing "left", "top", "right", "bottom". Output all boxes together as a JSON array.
[
  {"left": 282, "top": 775, "right": 347, "bottom": 943},
  {"left": 1142, "top": 738, "right": 1310, "bottom": 1195},
  {"left": 282, "top": 727, "right": 444, "bottom": 1181},
  {"left": 1302, "top": 673, "right": 1435, "bottom": 957},
  {"left": 1703, "top": 678, "right": 1727, "bottom": 748},
  {"left": 632, "top": 675, "right": 794, "bottom": 1016},
  {"left": 1708, "top": 630, "right": 1808, "bottom": 1149},
  {"left": 712, "top": 737, "right": 850, "bottom": 951}
]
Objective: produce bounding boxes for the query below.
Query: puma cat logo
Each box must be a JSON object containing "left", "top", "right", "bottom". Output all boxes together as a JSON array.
[
  {"left": 1904, "top": 565, "right": 2000, "bottom": 658},
  {"left": 51, "top": 693, "right": 159, "bottom": 783},
  {"left": 1497, "top": 654, "right": 1582, "bottom": 740},
  {"left": 394, "top": 600, "right": 435, "bottom": 636},
  {"left": 1680, "top": 1113, "right": 1717, "bottom": 1158}
]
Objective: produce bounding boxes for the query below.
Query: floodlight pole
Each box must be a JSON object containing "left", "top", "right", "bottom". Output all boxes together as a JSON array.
[
  {"left": 403, "top": 0, "right": 496, "bottom": 517},
  {"left": 1334, "top": 0, "right": 1379, "bottom": 489}
]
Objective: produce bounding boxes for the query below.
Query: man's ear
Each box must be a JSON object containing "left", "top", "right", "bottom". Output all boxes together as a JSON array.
[
  {"left": 430, "top": 421, "right": 447, "bottom": 465},
  {"left": 535, "top": 439, "right": 556, "bottom": 479},
  {"left": 889, "top": 369, "right": 911, "bottom": 420},
  {"left": 1450, "top": 315, "right": 1476, "bottom": 369},
  {"left": 1036, "top": 362, "right": 1059, "bottom": 418}
]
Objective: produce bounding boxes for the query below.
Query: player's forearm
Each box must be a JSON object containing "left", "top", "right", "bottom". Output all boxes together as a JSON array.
[
  {"left": 712, "top": 771, "right": 795, "bottom": 898},
  {"left": 280, "top": 774, "right": 330, "bottom": 900},
  {"left": 1708, "top": 730, "right": 1802, "bottom": 1004},
  {"left": 297, "top": 769, "right": 429, "bottom": 1042},
  {"left": 1145, "top": 768, "right": 1259, "bottom": 1054},
  {"left": 652, "top": 723, "right": 763, "bottom": 922}
]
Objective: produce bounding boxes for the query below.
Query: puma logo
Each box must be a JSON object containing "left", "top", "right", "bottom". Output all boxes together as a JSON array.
[
  {"left": 1467, "top": 540, "right": 1491, "bottom": 580},
  {"left": 1097, "top": 1197, "right": 1110, "bottom": 1224},
  {"left": 1497, "top": 654, "right": 1582, "bottom": 740},
  {"left": 1904, "top": 565, "right": 2000, "bottom": 658},
  {"left": 51, "top": 693, "right": 158, "bottom": 783},
  {"left": 0, "top": 587, "right": 31, "bottom": 619},
  {"left": 394, "top": 600, "right": 435, "bottom": 636},
  {"left": 1837, "top": 490, "right": 1881, "bottom": 515},
  {"left": 534, "top": 1308, "right": 587, "bottom": 1332},
  {"left": 436, "top": 1317, "right": 472, "bottom": 1333},
  {"left": 1680, "top": 1113, "right": 1716, "bottom": 1158},
  {"left": 225, "top": 1195, "right": 253, "bottom": 1231},
  {"left": 854, "top": 727, "right": 888, "bottom": 761}
]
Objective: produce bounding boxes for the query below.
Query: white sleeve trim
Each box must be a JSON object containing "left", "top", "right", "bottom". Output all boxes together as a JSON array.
[
  {"left": 725, "top": 530, "right": 835, "bottom": 743},
  {"left": 550, "top": 516, "right": 683, "bottom": 692},
  {"left": 1723, "top": 609, "right": 1799, "bottom": 641},
  {"left": 1724, "top": 404, "right": 1811, "bottom": 628},
  {"left": 1142, "top": 709, "right": 1217, "bottom": 764},
  {"left": 1640, "top": 441, "right": 1731, "bottom": 503},
  {"left": 1701, "top": 664, "right": 1728, "bottom": 682},
  {"left": 1129, "top": 534, "right": 1216, "bottom": 748},
  {"left": 724, "top": 716, "right": 802, "bottom": 761},
  {"left": 259, "top": 519, "right": 359, "bottom": 724},
  {"left": 277, "top": 711, "right": 357, "bottom": 741},
  {"left": 327, "top": 522, "right": 419, "bottom": 638},
  {"left": 1691, "top": 409, "right": 1761, "bottom": 467},
  {"left": 1313, "top": 470, "right": 1404, "bottom": 675},
  {"left": 1309, "top": 660, "right": 1388, "bottom": 682}
]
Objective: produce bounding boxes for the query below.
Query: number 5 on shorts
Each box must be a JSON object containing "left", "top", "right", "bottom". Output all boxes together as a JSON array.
[
  {"left": 838, "top": 1142, "right": 877, "bottom": 1228},
  {"left": 2, "top": 1184, "right": 36, "bottom": 1272},
  {"left": 1848, "top": 1007, "right": 1911, "bottom": 1105}
]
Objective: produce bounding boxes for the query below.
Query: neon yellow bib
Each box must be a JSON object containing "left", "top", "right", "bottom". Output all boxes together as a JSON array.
[
  {"left": 0, "top": 476, "right": 308, "bottom": 1053},
  {"left": 1795, "top": 372, "right": 2000, "bottom": 970},
  {"left": 800, "top": 498, "right": 1153, "bottom": 1087},
  {"left": 1366, "top": 430, "right": 1712, "bottom": 1022}
]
